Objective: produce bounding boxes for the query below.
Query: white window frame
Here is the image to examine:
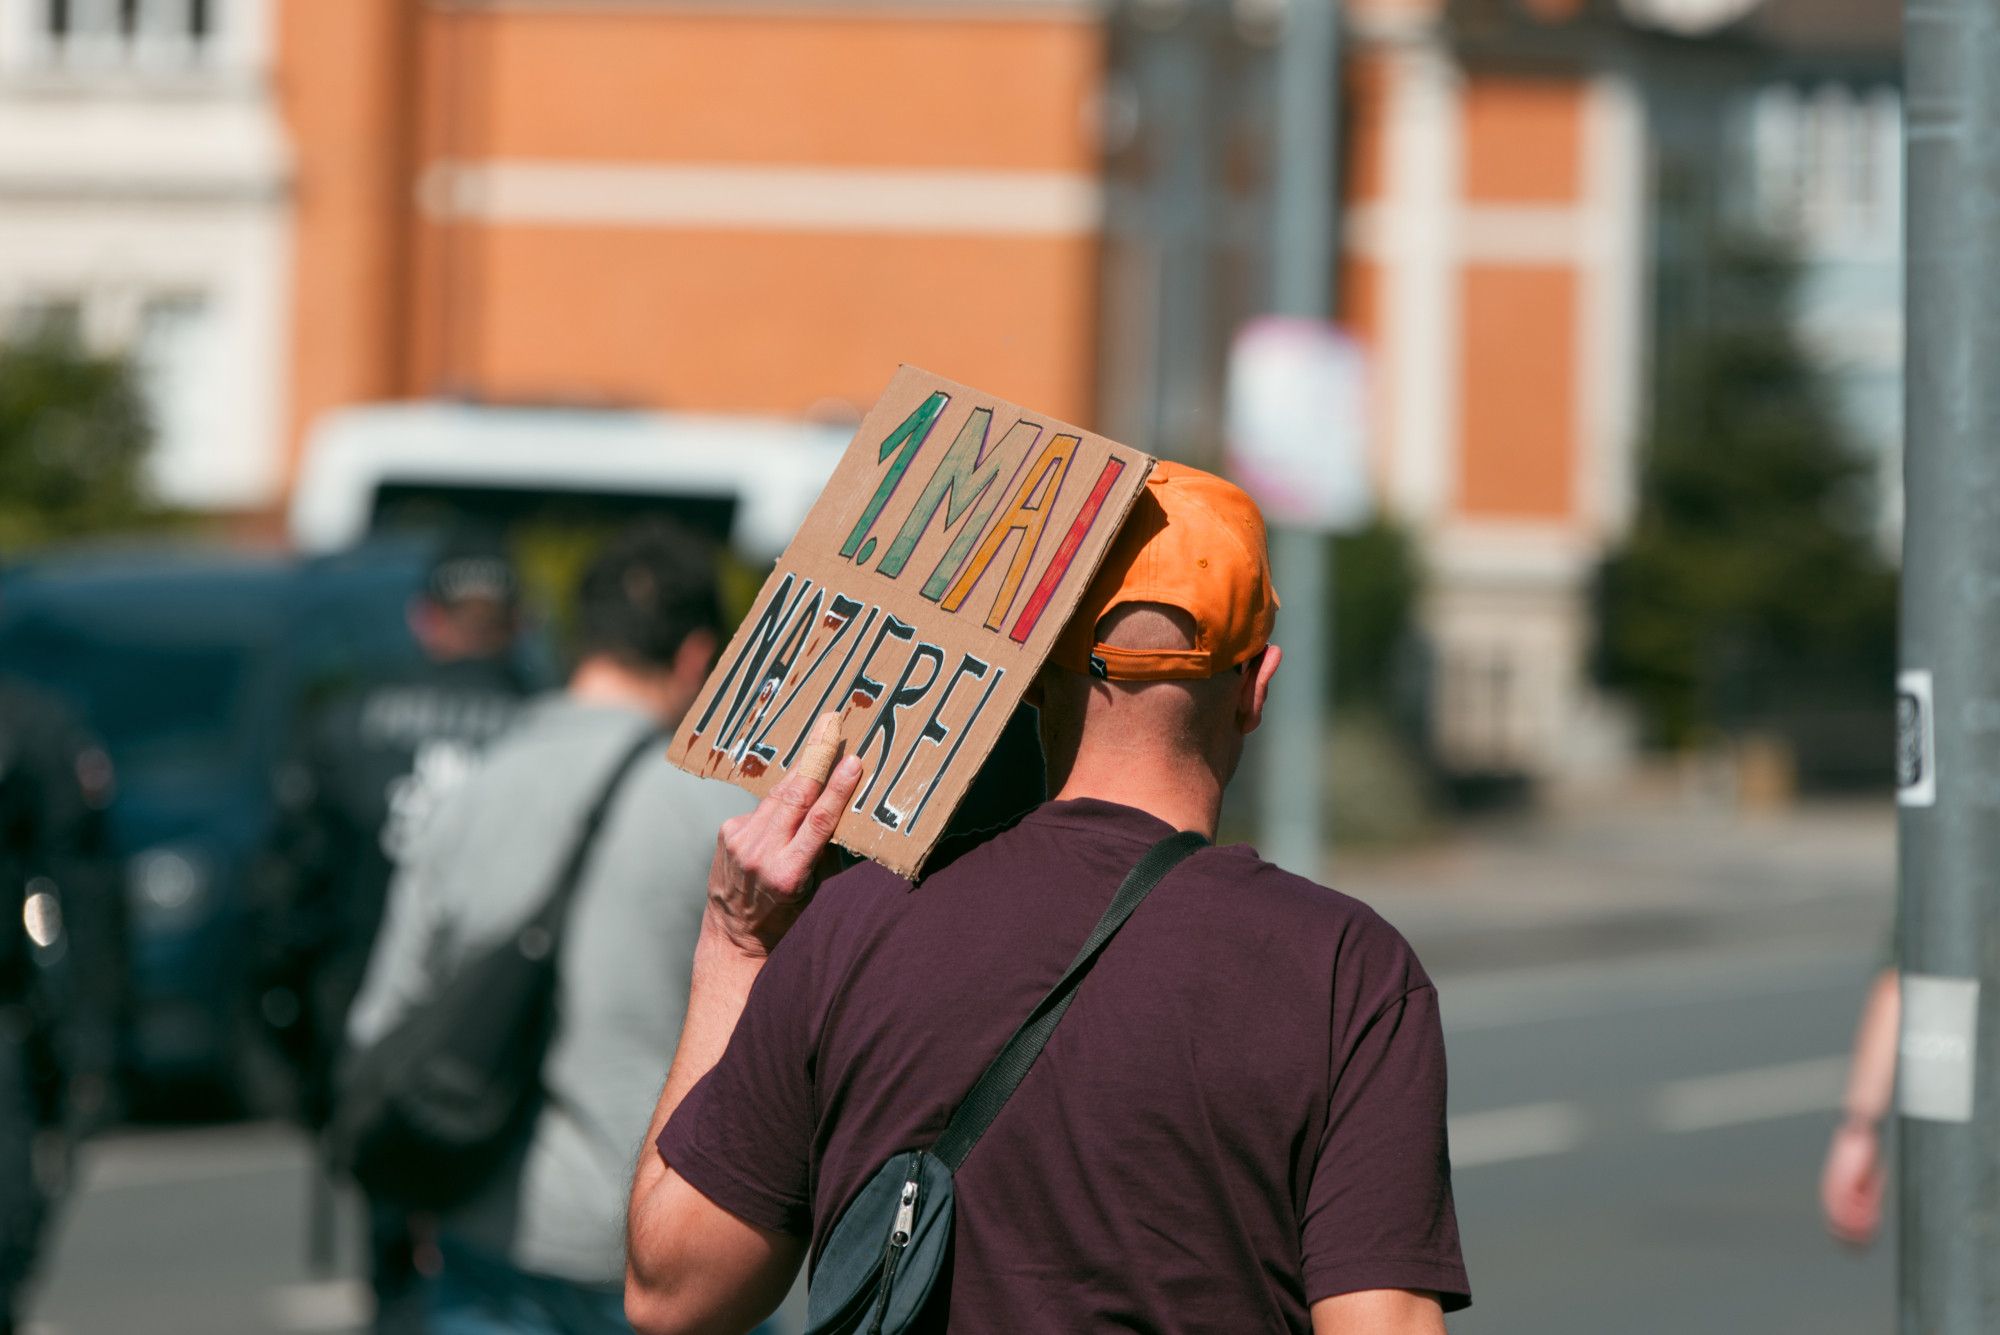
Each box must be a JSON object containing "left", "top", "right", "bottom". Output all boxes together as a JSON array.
[{"left": 6, "top": 0, "right": 249, "bottom": 77}]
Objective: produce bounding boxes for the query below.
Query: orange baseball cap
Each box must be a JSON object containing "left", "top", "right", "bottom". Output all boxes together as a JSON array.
[{"left": 1052, "top": 460, "right": 1280, "bottom": 681}]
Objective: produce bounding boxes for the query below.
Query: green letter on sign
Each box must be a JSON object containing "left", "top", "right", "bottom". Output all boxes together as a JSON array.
[{"left": 840, "top": 391, "right": 950, "bottom": 562}]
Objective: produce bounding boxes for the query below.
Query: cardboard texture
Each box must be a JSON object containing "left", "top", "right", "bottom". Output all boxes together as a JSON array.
[{"left": 669, "top": 366, "right": 1156, "bottom": 876}]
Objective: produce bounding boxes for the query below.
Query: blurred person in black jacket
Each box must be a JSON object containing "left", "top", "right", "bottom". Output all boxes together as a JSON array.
[
  {"left": 0, "top": 677, "right": 118, "bottom": 1335},
  {"left": 257, "top": 532, "right": 531, "bottom": 1334}
]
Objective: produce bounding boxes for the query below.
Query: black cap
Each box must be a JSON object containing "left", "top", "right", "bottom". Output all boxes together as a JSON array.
[{"left": 424, "top": 530, "right": 519, "bottom": 609}]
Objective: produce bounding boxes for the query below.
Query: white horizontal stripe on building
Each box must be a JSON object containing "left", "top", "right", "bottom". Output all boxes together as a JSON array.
[
  {"left": 435, "top": 1, "right": 1105, "bottom": 18},
  {"left": 1347, "top": 202, "right": 1597, "bottom": 265},
  {"left": 427, "top": 160, "right": 1104, "bottom": 236}
]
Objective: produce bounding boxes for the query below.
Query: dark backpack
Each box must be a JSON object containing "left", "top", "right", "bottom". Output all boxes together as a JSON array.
[
  {"left": 804, "top": 830, "right": 1208, "bottom": 1335},
  {"left": 327, "top": 726, "right": 662, "bottom": 1211}
]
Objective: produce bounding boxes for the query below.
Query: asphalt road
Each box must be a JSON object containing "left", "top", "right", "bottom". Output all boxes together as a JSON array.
[
  {"left": 1434, "top": 947, "right": 1892, "bottom": 1335},
  {"left": 25, "top": 804, "right": 1898, "bottom": 1334}
]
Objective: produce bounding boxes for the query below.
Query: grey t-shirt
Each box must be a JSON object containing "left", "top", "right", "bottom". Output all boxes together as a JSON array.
[{"left": 349, "top": 694, "right": 751, "bottom": 1283}]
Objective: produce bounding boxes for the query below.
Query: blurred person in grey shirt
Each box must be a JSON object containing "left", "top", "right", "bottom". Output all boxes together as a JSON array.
[{"left": 348, "top": 521, "right": 751, "bottom": 1334}]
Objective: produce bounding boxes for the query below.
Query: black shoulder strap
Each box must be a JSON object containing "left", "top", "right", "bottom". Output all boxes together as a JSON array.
[
  {"left": 931, "top": 829, "right": 1207, "bottom": 1171},
  {"left": 526, "top": 725, "right": 666, "bottom": 941}
]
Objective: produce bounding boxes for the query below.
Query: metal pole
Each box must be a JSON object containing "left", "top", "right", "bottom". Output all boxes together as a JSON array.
[
  {"left": 1899, "top": 0, "right": 2000, "bottom": 1322},
  {"left": 1260, "top": 0, "right": 1340, "bottom": 876}
]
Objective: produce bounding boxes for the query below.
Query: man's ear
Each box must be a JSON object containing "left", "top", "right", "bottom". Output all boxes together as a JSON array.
[{"left": 1236, "top": 644, "right": 1282, "bottom": 735}]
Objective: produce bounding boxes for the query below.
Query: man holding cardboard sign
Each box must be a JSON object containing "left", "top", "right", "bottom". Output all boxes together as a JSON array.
[{"left": 627, "top": 374, "right": 1469, "bottom": 1334}]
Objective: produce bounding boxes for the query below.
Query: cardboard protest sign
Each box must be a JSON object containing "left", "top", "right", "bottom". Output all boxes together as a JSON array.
[{"left": 668, "top": 366, "right": 1155, "bottom": 876}]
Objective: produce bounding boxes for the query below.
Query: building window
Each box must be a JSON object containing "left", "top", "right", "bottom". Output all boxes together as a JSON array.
[
  {"left": 136, "top": 293, "right": 223, "bottom": 502},
  {"left": 35, "top": 0, "right": 218, "bottom": 70},
  {"left": 1437, "top": 642, "right": 1526, "bottom": 773},
  {"left": 1749, "top": 83, "right": 1902, "bottom": 253}
]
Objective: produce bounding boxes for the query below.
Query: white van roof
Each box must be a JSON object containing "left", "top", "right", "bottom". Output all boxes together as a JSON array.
[{"left": 289, "top": 402, "right": 851, "bottom": 559}]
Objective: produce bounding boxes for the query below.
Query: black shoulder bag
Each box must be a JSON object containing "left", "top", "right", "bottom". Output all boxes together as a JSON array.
[
  {"left": 328, "top": 726, "right": 663, "bottom": 1211},
  {"left": 805, "top": 829, "right": 1208, "bottom": 1335}
]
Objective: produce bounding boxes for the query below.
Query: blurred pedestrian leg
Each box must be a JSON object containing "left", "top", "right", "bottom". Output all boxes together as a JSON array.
[
  {"left": 430, "top": 1237, "right": 780, "bottom": 1335},
  {"left": 429, "top": 1237, "right": 625, "bottom": 1335},
  {"left": 371, "top": 1202, "right": 428, "bottom": 1335},
  {"left": 0, "top": 1012, "right": 38, "bottom": 1335}
]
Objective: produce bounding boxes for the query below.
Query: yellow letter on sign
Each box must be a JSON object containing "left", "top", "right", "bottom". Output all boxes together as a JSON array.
[{"left": 936, "top": 433, "right": 1079, "bottom": 631}]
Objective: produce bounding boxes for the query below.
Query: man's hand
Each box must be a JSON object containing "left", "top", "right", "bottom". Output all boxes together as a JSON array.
[
  {"left": 1821, "top": 1117, "right": 1886, "bottom": 1247},
  {"left": 705, "top": 713, "right": 863, "bottom": 957}
]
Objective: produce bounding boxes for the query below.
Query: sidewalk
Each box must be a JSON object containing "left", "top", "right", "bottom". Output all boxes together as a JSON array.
[{"left": 1332, "top": 797, "right": 1896, "bottom": 979}]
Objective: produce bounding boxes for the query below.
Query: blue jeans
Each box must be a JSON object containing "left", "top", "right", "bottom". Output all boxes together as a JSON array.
[
  {"left": 428, "top": 1236, "right": 631, "bottom": 1335},
  {"left": 429, "top": 1235, "right": 785, "bottom": 1335}
]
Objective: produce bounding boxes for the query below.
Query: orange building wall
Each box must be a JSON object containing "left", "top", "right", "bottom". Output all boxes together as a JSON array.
[
  {"left": 477, "top": 12, "right": 1102, "bottom": 172},
  {"left": 1460, "top": 75, "right": 1583, "bottom": 203},
  {"left": 1338, "top": 255, "right": 1388, "bottom": 481},
  {"left": 276, "top": 0, "right": 422, "bottom": 483},
  {"left": 470, "top": 227, "right": 1100, "bottom": 422},
  {"left": 1450, "top": 71, "right": 1588, "bottom": 521},
  {"left": 278, "top": 4, "right": 1109, "bottom": 457},
  {"left": 444, "top": 10, "right": 1105, "bottom": 426},
  {"left": 1457, "top": 265, "right": 1578, "bottom": 519},
  {"left": 1344, "top": 55, "right": 1395, "bottom": 205},
  {"left": 408, "top": 7, "right": 496, "bottom": 398}
]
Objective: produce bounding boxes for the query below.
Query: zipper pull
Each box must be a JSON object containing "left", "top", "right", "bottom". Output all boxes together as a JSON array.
[
  {"left": 890, "top": 1177, "right": 919, "bottom": 1247},
  {"left": 868, "top": 1174, "right": 923, "bottom": 1335}
]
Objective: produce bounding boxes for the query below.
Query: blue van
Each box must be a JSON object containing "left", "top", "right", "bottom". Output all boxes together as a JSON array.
[{"left": 0, "top": 539, "right": 526, "bottom": 1102}]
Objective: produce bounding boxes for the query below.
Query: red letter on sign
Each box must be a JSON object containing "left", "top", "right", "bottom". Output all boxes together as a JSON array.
[{"left": 1008, "top": 456, "right": 1127, "bottom": 644}]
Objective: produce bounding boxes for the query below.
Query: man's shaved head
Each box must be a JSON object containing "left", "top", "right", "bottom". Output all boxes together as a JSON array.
[{"left": 1037, "top": 602, "right": 1255, "bottom": 797}]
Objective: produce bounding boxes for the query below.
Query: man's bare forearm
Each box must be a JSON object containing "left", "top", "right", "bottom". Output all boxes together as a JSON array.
[
  {"left": 627, "top": 723, "right": 857, "bottom": 1330},
  {"left": 633, "top": 914, "right": 766, "bottom": 1202},
  {"left": 628, "top": 719, "right": 857, "bottom": 1280}
]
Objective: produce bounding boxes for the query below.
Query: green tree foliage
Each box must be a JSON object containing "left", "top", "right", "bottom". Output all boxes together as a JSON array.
[
  {"left": 1593, "top": 241, "right": 1896, "bottom": 748},
  {"left": 0, "top": 329, "right": 159, "bottom": 549},
  {"left": 1330, "top": 515, "right": 1424, "bottom": 710}
]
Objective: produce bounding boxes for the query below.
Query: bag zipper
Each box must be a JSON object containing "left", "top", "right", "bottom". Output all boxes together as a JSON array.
[{"left": 865, "top": 1154, "right": 924, "bottom": 1335}]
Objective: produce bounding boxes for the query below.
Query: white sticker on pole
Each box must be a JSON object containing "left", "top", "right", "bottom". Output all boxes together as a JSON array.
[
  {"left": 1900, "top": 974, "right": 1978, "bottom": 1123},
  {"left": 1225, "top": 318, "right": 1372, "bottom": 534},
  {"left": 1897, "top": 669, "right": 1937, "bottom": 807}
]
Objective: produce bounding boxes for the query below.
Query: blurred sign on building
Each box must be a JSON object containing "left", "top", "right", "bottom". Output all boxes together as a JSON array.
[{"left": 1224, "top": 318, "right": 1371, "bottom": 534}]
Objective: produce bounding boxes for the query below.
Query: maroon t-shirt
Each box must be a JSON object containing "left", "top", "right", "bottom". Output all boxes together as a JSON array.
[{"left": 660, "top": 799, "right": 1470, "bottom": 1329}]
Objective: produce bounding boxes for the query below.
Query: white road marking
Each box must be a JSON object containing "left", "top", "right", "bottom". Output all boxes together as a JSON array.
[
  {"left": 1453, "top": 1055, "right": 1852, "bottom": 1168},
  {"left": 1437, "top": 949, "right": 1873, "bottom": 1034},
  {"left": 1449, "top": 1102, "right": 1589, "bottom": 1167},
  {"left": 269, "top": 1279, "right": 369, "bottom": 1332},
  {"left": 1650, "top": 1056, "right": 1848, "bottom": 1134}
]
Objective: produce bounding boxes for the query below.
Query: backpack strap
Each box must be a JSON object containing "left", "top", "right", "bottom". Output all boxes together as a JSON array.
[
  {"left": 523, "top": 725, "right": 667, "bottom": 945},
  {"left": 931, "top": 829, "right": 1208, "bottom": 1172}
]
